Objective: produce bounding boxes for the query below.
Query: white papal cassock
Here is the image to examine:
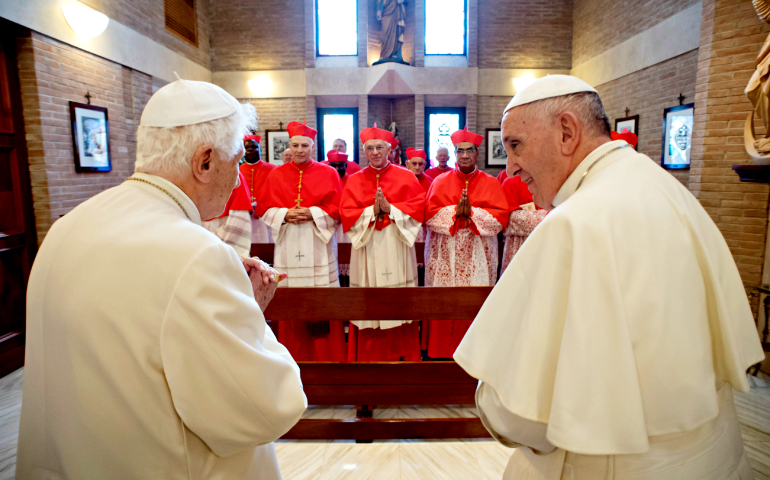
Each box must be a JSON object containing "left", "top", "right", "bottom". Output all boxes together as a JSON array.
[
  {"left": 454, "top": 141, "right": 765, "bottom": 480},
  {"left": 17, "top": 172, "right": 307, "bottom": 480}
]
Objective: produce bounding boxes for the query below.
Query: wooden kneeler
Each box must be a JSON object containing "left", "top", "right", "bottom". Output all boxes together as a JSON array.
[{"left": 263, "top": 287, "right": 494, "bottom": 441}]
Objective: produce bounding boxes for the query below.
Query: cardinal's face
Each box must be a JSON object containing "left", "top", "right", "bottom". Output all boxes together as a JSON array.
[
  {"left": 502, "top": 108, "right": 564, "bottom": 210},
  {"left": 332, "top": 139, "right": 347, "bottom": 153},
  {"left": 329, "top": 161, "right": 348, "bottom": 178},
  {"left": 365, "top": 140, "right": 390, "bottom": 169},
  {"left": 244, "top": 140, "right": 261, "bottom": 163},
  {"left": 435, "top": 150, "right": 449, "bottom": 167},
  {"left": 290, "top": 136, "right": 315, "bottom": 164},
  {"left": 455, "top": 142, "right": 478, "bottom": 174},
  {"left": 406, "top": 157, "right": 426, "bottom": 176}
]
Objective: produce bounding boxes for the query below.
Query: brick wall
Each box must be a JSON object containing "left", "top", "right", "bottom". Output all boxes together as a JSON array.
[
  {"left": 690, "top": 0, "right": 770, "bottom": 290},
  {"left": 17, "top": 32, "right": 152, "bottom": 244},
  {"left": 477, "top": 0, "right": 573, "bottom": 69},
  {"left": 595, "top": 50, "right": 699, "bottom": 188},
  {"left": 210, "top": 0, "right": 305, "bottom": 71},
  {"left": 80, "top": 0, "right": 210, "bottom": 68},
  {"left": 477, "top": 96, "right": 508, "bottom": 177},
  {"left": 572, "top": 0, "right": 699, "bottom": 66},
  {"left": 367, "top": 97, "right": 392, "bottom": 129},
  {"left": 242, "top": 97, "right": 307, "bottom": 162}
]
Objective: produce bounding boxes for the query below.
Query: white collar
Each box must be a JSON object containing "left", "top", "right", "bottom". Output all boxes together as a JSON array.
[
  {"left": 129, "top": 172, "right": 202, "bottom": 226},
  {"left": 552, "top": 140, "right": 627, "bottom": 208}
]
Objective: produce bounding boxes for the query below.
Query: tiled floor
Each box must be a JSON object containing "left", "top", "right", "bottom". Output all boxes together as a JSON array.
[{"left": 0, "top": 369, "right": 768, "bottom": 479}]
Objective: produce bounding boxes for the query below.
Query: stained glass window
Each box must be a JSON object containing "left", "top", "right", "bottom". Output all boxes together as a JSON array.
[
  {"left": 425, "top": 0, "right": 466, "bottom": 55},
  {"left": 427, "top": 112, "right": 461, "bottom": 169},
  {"left": 317, "top": 0, "right": 358, "bottom": 56}
]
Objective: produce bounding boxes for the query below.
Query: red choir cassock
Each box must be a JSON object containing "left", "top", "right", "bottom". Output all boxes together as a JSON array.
[
  {"left": 424, "top": 165, "right": 452, "bottom": 179},
  {"left": 503, "top": 174, "right": 534, "bottom": 210},
  {"left": 496, "top": 169, "right": 508, "bottom": 183},
  {"left": 255, "top": 123, "right": 346, "bottom": 361},
  {"left": 417, "top": 173, "right": 433, "bottom": 192},
  {"left": 424, "top": 128, "right": 508, "bottom": 359},
  {"left": 211, "top": 170, "right": 253, "bottom": 219},
  {"left": 340, "top": 125, "right": 426, "bottom": 361},
  {"left": 240, "top": 134, "right": 276, "bottom": 204}
]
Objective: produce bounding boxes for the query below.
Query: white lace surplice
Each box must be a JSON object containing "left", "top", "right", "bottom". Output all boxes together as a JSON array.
[
  {"left": 348, "top": 205, "right": 421, "bottom": 329},
  {"left": 334, "top": 223, "right": 351, "bottom": 276},
  {"left": 501, "top": 209, "right": 548, "bottom": 274},
  {"left": 262, "top": 206, "right": 340, "bottom": 288},
  {"left": 425, "top": 206, "right": 503, "bottom": 287}
]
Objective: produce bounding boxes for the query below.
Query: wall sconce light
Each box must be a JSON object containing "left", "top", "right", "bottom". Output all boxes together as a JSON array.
[
  {"left": 248, "top": 76, "right": 273, "bottom": 96},
  {"left": 61, "top": 4, "right": 109, "bottom": 38},
  {"left": 513, "top": 74, "right": 537, "bottom": 93}
]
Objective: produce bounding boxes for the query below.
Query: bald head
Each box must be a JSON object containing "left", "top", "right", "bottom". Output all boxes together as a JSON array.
[
  {"left": 435, "top": 148, "right": 449, "bottom": 168},
  {"left": 501, "top": 92, "right": 612, "bottom": 210}
]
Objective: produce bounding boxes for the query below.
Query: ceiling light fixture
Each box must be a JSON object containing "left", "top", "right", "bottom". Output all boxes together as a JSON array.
[{"left": 61, "top": 4, "right": 109, "bottom": 38}]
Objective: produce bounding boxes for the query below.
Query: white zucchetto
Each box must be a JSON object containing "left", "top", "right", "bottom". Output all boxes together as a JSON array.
[
  {"left": 504, "top": 75, "right": 597, "bottom": 114},
  {"left": 140, "top": 78, "right": 240, "bottom": 128}
]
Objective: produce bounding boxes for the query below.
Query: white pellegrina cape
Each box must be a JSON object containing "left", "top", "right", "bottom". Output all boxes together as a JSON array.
[
  {"left": 455, "top": 141, "right": 764, "bottom": 455},
  {"left": 17, "top": 173, "right": 307, "bottom": 480}
]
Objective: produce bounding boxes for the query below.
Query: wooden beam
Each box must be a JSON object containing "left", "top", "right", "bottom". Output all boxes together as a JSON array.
[
  {"left": 264, "top": 287, "right": 493, "bottom": 321},
  {"left": 283, "top": 418, "right": 491, "bottom": 440},
  {"left": 305, "top": 383, "right": 477, "bottom": 405}
]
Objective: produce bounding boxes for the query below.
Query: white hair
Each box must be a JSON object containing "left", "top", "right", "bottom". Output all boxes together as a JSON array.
[
  {"left": 519, "top": 92, "right": 611, "bottom": 138},
  {"left": 436, "top": 147, "right": 449, "bottom": 154},
  {"left": 135, "top": 103, "right": 258, "bottom": 178}
]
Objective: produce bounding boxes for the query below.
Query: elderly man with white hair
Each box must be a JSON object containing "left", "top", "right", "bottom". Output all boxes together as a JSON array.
[
  {"left": 16, "top": 79, "right": 307, "bottom": 480},
  {"left": 424, "top": 147, "right": 451, "bottom": 178},
  {"left": 340, "top": 124, "right": 426, "bottom": 361},
  {"left": 454, "top": 75, "right": 763, "bottom": 479}
]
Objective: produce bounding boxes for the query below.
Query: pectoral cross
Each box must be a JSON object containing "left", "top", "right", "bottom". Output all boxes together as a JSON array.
[
  {"left": 295, "top": 170, "right": 303, "bottom": 207},
  {"left": 295, "top": 251, "right": 305, "bottom": 261},
  {"left": 382, "top": 268, "right": 393, "bottom": 280}
]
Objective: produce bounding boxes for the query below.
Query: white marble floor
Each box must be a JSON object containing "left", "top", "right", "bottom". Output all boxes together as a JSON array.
[{"left": 0, "top": 369, "right": 768, "bottom": 480}]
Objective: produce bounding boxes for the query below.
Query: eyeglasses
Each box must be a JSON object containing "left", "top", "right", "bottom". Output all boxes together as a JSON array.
[
  {"left": 365, "top": 145, "right": 388, "bottom": 153},
  {"left": 456, "top": 148, "right": 476, "bottom": 155}
]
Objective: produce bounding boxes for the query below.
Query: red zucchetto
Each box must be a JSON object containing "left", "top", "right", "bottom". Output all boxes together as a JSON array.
[
  {"left": 406, "top": 147, "right": 426, "bottom": 160},
  {"left": 359, "top": 123, "right": 394, "bottom": 144},
  {"left": 287, "top": 120, "right": 317, "bottom": 140},
  {"left": 243, "top": 134, "right": 261, "bottom": 143},
  {"left": 326, "top": 150, "right": 349, "bottom": 162},
  {"left": 450, "top": 126, "right": 483, "bottom": 147}
]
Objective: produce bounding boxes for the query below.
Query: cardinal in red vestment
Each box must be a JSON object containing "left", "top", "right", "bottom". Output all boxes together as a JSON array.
[
  {"left": 500, "top": 175, "right": 547, "bottom": 274},
  {"left": 320, "top": 138, "right": 362, "bottom": 174},
  {"left": 424, "top": 126, "right": 508, "bottom": 359},
  {"left": 255, "top": 120, "right": 346, "bottom": 361},
  {"left": 424, "top": 146, "right": 452, "bottom": 179},
  {"left": 327, "top": 149, "right": 352, "bottom": 283},
  {"left": 496, "top": 169, "right": 508, "bottom": 183},
  {"left": 240, "top": 134, "right": 276, "bottom": 243},
  {"left": 340, "top": 124, "right": 425, "bottom": 361}
]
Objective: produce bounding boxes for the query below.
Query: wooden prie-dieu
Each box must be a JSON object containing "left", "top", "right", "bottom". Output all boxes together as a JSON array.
[{"left": 253, "top": 243, "right": 494, "bottom": 441}]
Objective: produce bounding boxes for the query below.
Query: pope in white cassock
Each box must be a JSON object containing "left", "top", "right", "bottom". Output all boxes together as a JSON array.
[
  {"left": 454, "top": 75, "right": 765, "bottom": 480},
  {"left": 16, "top": 79, "right": 307, "bottom": 480}
]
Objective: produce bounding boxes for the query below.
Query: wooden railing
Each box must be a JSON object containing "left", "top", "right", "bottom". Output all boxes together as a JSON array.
[{"left": 264, "top": 287, "right": 493, "bottom": 441}]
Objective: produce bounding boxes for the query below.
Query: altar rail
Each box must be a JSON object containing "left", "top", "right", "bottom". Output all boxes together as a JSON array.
[{"left": 264, "top": 287, "right": 493, "bottom": 441}]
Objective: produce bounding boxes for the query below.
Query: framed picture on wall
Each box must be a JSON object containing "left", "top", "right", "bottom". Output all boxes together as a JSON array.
[
  {"left": 614, "top": 115, "right": 639, "bottom": 136},
  {"left": 69, "top": 102, "right": 111, "bottom": 173},
  {"left": 661, "top": 103, "right": 694, "bottom": 169},
  {"left": 485, "top": 129, "right": 506, "bottom": 168},
  {"left": 266, "top": 130, "right": 290, "bottom": 166}
]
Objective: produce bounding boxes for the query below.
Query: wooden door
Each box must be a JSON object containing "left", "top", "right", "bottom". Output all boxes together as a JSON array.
[{"left": 0, "top": 28, "right": 36, "bottom": 377}]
